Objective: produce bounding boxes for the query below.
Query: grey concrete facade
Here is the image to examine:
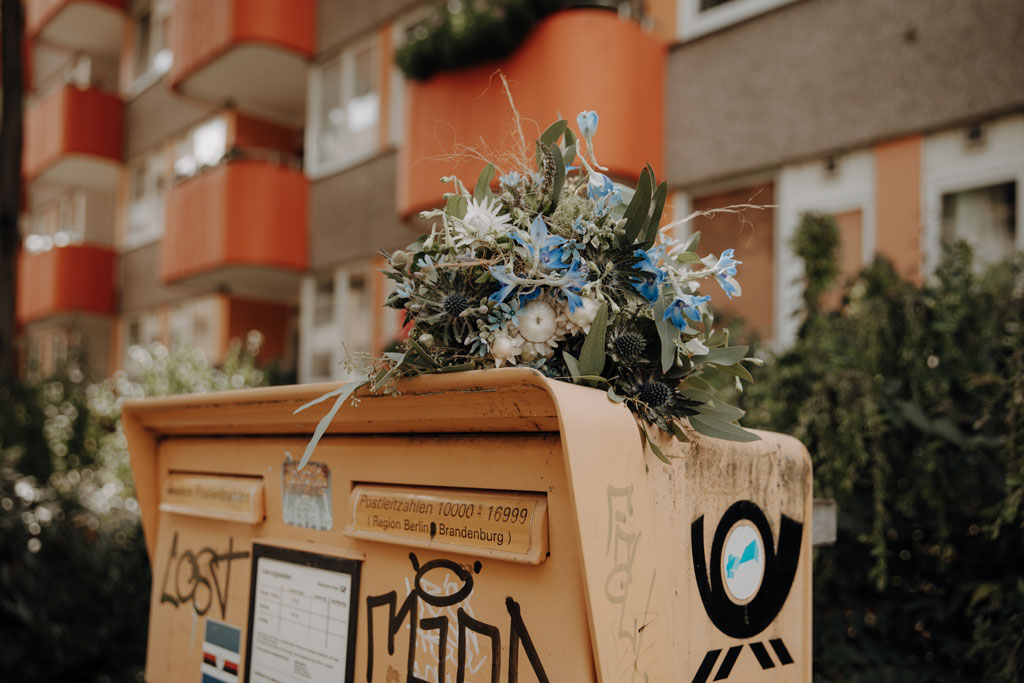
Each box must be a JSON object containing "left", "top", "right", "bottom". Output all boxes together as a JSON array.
[
  {"left": 118, "top": 242, "right": 201, "bottom": 313},
  {"left": 309, "top": 152, "right": 427, "bottom": 271},
  {"left": 666, "top": 0, "right": 1024, "bottom": 188}
]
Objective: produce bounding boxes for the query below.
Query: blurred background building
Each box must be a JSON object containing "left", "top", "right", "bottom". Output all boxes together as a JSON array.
[{"left": 14, "top": 0, "right": 1023, "bottom": 381}]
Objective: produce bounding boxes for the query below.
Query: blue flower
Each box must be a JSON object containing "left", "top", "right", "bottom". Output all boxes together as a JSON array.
[
  {"left": 709, "top": 249, "right": 742, "bottom": 299},
  {"left": 587, "top": 172, "right": 617, "bottom": 202},
  {"left": 499, "top": 171, "right": 522, "bottom": 186},
  {"left": 663, "top": 295, "right": 711, "bottom": 331},
  {"left": 488, "top": 264, "right": 517, "bottom": 303},
  {"left": 631, "top": 247, "right": 667, "bottom": 303},
  {"left": 577, "top": 110, "right": 599, "bottom": 139}
]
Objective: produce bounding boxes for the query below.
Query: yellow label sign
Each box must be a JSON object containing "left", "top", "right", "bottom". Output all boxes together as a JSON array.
[
  {"left": 347, "top": 485, "right": 547, "bottom": 562},
  {"left": 159, "top": 473, "right": 264, "bottom": 524}
]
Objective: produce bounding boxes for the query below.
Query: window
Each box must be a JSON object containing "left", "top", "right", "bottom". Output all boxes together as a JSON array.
[
  {"left": 127, "top": 150, "right": 169, "bottom": 247},
  {"left": 131, "top": 0, "right": 173, "bottom": 92},
  {"left": 23, "top": 193, "right": 86, "bottom": 252},
  {"left": 941, "top": 182, "right": 1017, "bottom": 270},
  {"left": 301, "top": 267, "right": 375, "bottom": 383},
  {"left": 174, "top": 116, "right": 228, "bottom": 179},
  {"left": 308, "top": 35, "right": 381, "bottom": 176},
  {"left": 678, "top": 0, "right": 797, "bottom": 40}
]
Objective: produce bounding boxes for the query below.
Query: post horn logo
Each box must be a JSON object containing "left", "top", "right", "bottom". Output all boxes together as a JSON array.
[{"left": 689, "top": 500, "right": 802, "bottom": 682}]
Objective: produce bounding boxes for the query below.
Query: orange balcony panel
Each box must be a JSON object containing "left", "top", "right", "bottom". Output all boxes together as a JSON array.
[
  {"left": 162, "top": 160, "right": 308, "bottom": 284},
  {"left": 17, "top": 244, "right": 117, "bottom": 324},
  {"left": 398, "top": 9, "right": 666, "bottom": 217},
  {"left": 26, "top": 0, "right": 126, "bottom": 56},
  {"left": 23, "top": 85, "right": 123, "bottom": 189},
  {"left": 169, "top": 0, "right": 314, "bottom": 125}
]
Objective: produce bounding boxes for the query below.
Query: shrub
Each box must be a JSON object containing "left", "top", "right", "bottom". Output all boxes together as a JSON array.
[
  {"left": 739, "top": 215, "right": 1024, "bottom": 681},
  {"left": 0, "top": 337, "right": 268, "bottom": 682}
]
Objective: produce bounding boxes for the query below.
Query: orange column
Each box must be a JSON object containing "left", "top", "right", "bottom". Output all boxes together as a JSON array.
[{"left": 875, "top": 136, "right": 923, "bottom": 284}]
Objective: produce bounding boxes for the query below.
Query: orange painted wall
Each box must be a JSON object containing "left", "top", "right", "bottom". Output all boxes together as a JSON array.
[
  {"left": 692, "top": 184, "right": 775, "bottom": 339},
  {"left": 225, "top": 297, "right": 290, "bottom": 362},
  {"left": 17, "top": 245, "right": 117, "bottom": 324},
  {"left": 25, "top": 0, "right": 125, "bottom": 37},
  {"left": 169, "top": 0, "right": 314, "bottom": 87},
  {"left": 232, "top": 112, "right": 300, "bottom": 155},
  {"left": 398, "top": 9, "right": 666, "bottom": 216},
  {"left": 162, "top": 160, "right": 308, "bottom": 283},
  {"left": 875, "top": 135, "right": 922, "bottom": 283},
  {"left": 23, "top": 85, "right": 123, "bottom": 180}
]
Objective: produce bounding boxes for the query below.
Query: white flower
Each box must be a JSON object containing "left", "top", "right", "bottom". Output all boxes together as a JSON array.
[
  {"left": 564, "top": 296, "right": 602, "bottom": 335},
  {"left": 490, "top": 332, "right": 523, "bottom": 368},
  {"left": 683, "top": 337, "right": 710, "bottom": 356},
  {"left": 516, "top": 298, "right": 567, "bottom": 359},
  {"left": 454, "top": 196, "right": 512, "bottom": 248}
]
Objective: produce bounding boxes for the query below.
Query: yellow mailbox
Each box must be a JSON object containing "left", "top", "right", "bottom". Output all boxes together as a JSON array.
[{"left": 124, "top": 368, "right": 811, "bottom": 683}]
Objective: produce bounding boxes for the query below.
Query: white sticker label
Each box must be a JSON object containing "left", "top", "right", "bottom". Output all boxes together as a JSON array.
[
  {"left": 722, "top": 521, "right": 764, "bottom": 602},
  {"left": 248, "top": 557, "right": 354, "bottom": 682}
]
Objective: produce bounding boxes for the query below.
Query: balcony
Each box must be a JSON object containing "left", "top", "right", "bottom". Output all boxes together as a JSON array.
[
  {"left": 17, "top": 244, "right": 116, "bottom": 324},
  {"left": 23, "top": 85, "right": 123, "bottom": 190},
  {"left": 169, "top": 0, "right": 314, "bottom": 126},
  {"left": 398, "top": 8, "right": 666, "bottom": 217},
  {"left": 26, "top": 0, "right": 126, "bottom": 56},
  {"left": 162, "top": 159, "right": 308, "bottom": 298}
]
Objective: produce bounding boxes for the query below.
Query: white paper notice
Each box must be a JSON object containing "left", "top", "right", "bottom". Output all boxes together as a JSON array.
[{"left": 248, "top": 557, "right": 353, "bottom": 683}]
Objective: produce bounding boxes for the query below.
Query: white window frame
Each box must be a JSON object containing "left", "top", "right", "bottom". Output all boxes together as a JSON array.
[
  {"left": 124, "top": 150, "right": 168, "bottom": 250},
  {"left": 305, "top": 33, "right": 382, "bottom": 180},
  {"left": 677, "top": 0, "right": 798, "bottom": 41},
  {"left": 128, "top": 0, "right": 174, "bottom": 98},
  {"left": 922, "top": 115, "right": 1024, "bottom": 276},
  {"left": 299, "top": 264, "right": 376, "bottom": 383},
  {"left": 775, "top": 151, "right": 876, "bottom": 349}
]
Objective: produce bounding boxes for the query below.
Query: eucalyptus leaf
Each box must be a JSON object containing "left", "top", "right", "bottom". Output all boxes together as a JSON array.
[
  {"left": 641, "top": 181, "right": 668, "bottom": 243},
  {"left": 653, "top": 294, "right": 678, "bottom": 373},
  {"left": 563, "top": 127, "right": 576, "bottom": 148},
  {"left": 638, "top": 420, "right": 670, "bottom": 464},
  {"left": 689, "top": 414, "right": 761, "bottom": 442},
  {"left": 694, "top": 345, "right": 749, "bottom": 366},
  {"left": 620, "top": 167, "right": 652, "bottom": 246},
  {"left": 535, "top": 119, "right": 567, "bottom": 167},
  {"left": 670, "top": 420, "right": 690, "bottom": 442},
  {"left": 674, "top": 252, "right": 703, "bottom": 264},
  {"left": 405, "top": 338, "right": 440, "bottom": 367},
  {"left": 679, "top": 388, "right": 717, "bottom": 404},
  {"left": 607, "top": 386, "right": 626, "bottom": 403},
  {"left": 681, "top": 375, "right": 714, "bottom": 392},
  {"left": 708, "top": 361, "right": 754, "bottom": 383},
  {"left": 474, "top": 163, "right": 495, "bottom": 201},
  {"left": 578, "top": 303, "right": 608, "bottom": 376},
  {"left": 682, "top": 230, "right": 701, "bottom": 253},
  {"left": 296, "top": 379, "right": 367, "bottom": 470},
  {"left": 437, "top": 362, "right": 477, "bottom": 373},
  {"left": 695, "top": 400, "right": 746, "bottom": 423},
  {"left": 445, "top": 194, "right": 468, "bottom": 220},
  {"left": 562, "top": 143, "right": 577, "bottom": 168},
  {"left": 563, "top": 351, "right": 581, "bottom": 381}
]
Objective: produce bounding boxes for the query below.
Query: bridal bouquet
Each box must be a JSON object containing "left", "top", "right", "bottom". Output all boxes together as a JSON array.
[{"left": 298, "top": 110, "right": 760, "bottom": 465}]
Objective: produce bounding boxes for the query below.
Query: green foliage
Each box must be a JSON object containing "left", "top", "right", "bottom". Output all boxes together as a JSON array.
[
  {"left": 739, "top": 230, "right": 1024, "bottom": 681},
  {"left": 395, "top": 0, "right": 557, "bottom": 81},
  {"left": 0, "top": 338, "right": 268, "bottom": 682},
  {"left": 792, "top": 212, "right": 840, "bottom": 316}
]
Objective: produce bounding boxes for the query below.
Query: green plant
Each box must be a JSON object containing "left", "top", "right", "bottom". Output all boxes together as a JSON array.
[
  {"left": 0, "top": 337, "right": 268, "bottom": 682},
  {"left": 739, "top": 217, "right": 1024, "bottom": 681},
  {"left": 395, "top": 0, "right": 558, "bottom": 81}
]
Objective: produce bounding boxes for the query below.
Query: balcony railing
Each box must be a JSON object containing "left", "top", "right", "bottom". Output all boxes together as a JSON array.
[
  {"left": 169, "top": 0, "right": 314, "bottom": 126},
  {"left": 161, "top": 158, "right": 308, "bottom": 285},
  {"left": 26, "top": 0, "right": 126, "bottom": 57},
  {"left": 397, "top": 8, "right": 666, "bottom": 217},
  {"left": 17, "top": 244, "right": 117, "bottom": 324},
  {"left": 23, "top": 84, "right": 123, "bottom": 189}
]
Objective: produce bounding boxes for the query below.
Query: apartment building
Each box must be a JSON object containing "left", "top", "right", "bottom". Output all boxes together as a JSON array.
[{"left": 15, "top": 0, "right": 1024, "bottom": 381}]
